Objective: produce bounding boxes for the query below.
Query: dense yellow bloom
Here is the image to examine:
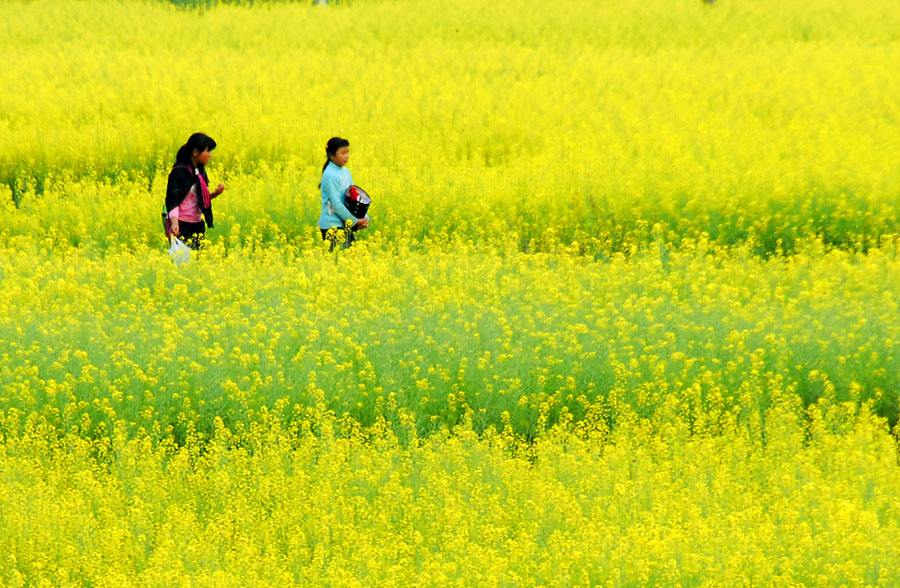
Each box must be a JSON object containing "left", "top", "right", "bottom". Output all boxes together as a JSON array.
[
  {"left": 1, "top": 0, "right": 899, "bottom": 254},
  {"left": 2, "top": 0, "right": 900, "bottom": 584},
  {"left": 1, "top": 245, "right": 899, "bottom": 584},
  {"left": 1, "top": 401, "right": 900, "bottom": 586}
]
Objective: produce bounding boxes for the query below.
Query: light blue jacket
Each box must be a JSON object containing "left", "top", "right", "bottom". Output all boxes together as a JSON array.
[{"left": 318, "top": 162, "right": 368, "bottom": 229}]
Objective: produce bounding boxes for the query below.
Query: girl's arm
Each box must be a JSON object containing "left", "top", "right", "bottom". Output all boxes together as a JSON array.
[
  {"left": 167, "top": 207, "right": 180, "bottom": 236},
  {"left": 201, "top": 169, "right": 225, "bottom": 199},
  {"left": 165, "top": 167, "right": 192, "bottom": 213},
  {"left": 322, "top": 174, "right": 358, "bottom": 224}
]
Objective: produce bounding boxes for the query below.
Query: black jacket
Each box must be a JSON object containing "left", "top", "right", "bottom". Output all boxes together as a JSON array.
[{"left": 165, "top": 163, "right": 214, "bottom": 228}]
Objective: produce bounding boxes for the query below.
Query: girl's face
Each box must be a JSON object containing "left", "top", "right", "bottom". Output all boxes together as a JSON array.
[
  {"left": 329, "top": 146, "right": 350, "bottom": 167},
  {"left": 193, "top": 148, "right": 212, "bottom": 166}
]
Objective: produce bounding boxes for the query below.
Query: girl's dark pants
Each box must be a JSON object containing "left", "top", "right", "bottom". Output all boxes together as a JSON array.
[
  {"left": 321, "top": 226, "right": 356, "bottom": 252},
  {"left": 179, "top": 220, "right": 206, "bottom": 250}
]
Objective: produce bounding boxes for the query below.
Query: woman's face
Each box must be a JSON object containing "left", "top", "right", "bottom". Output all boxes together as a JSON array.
[
  {"left": 329, "top": 146, "right": 350, "bottom": 167},
  {"left": 193, "top": 148, "right": 212, "bottom": 166}
]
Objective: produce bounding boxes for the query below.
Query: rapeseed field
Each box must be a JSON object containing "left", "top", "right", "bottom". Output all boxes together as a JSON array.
[{"left": 2, "top": 0, "right": 900, "bottom": 585}]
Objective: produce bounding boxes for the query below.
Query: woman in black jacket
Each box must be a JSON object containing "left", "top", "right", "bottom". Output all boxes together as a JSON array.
[{"left": 164, "top": 133, "right": 226, "bottom": 249}]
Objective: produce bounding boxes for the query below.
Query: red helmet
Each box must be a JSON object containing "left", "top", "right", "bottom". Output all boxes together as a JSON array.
[{"left": 343, "top": 185, "right": 371, "bottom": 218}]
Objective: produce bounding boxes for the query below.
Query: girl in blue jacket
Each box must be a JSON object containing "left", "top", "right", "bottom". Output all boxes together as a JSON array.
[{"left": 318, "top": 137, "right": 369, "bottom": 250}]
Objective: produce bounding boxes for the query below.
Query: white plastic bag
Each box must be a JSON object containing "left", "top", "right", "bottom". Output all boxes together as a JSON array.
[{"left": 167, "top": 236, "right": 192, "bottom": 266}]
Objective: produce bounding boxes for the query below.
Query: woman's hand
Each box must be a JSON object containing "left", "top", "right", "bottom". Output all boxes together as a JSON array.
[
  {"left": 356, "top": 217, "right": 369, "bottom": 229},
  {"left": 171, "top": 219, "right": 180, "bottom": 237},
  {"left": 212, "top": 183, "right": 226, "bottom": 197}
]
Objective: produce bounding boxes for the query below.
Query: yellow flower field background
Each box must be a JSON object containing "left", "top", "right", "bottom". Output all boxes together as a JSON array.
[{"left": 2, "top": 0, "right": 900, "bottom": 585}]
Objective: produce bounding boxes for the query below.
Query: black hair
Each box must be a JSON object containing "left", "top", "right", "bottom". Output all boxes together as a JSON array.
[
  {"left": 175, "top": 133, "right": 217, "bottom": 164},
  {"left": 319, "top": 137, "right": 350, "bottom": 187}
]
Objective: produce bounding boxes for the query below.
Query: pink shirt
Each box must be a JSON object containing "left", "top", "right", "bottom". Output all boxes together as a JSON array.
[{"left": 168, "top": 184, "right": 202, "bottom": 223}]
